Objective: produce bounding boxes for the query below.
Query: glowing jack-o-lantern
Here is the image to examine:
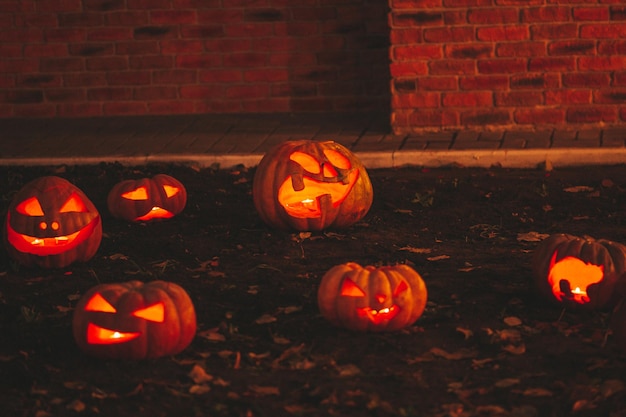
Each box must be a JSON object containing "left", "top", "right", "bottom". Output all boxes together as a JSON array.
[
  {"left": 253, "top": 140, "right": 373, "bottom": 231},
  {"left": 107, "top": 174, "right": 187, "bottom": 222},
  {"left": 532, "top": 233, "right": 626, "bottom": 310},
  {"left": 3, "top": 176, "right": 102, "bottom": 268},
  {"left": 317, "top": 262, "right": 427, "bottom": 332},
  {"left": 72, "top": 280, "right": 196, "bottom": 359}
]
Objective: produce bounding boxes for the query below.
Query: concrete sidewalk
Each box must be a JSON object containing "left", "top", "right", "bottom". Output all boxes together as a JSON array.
[{"left": 1, "top": 112, "right": 626, "bottom": 169}]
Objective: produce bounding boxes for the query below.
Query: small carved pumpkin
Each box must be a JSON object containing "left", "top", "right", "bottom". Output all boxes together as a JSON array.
[
  {"left": 317, "top": 262, "right": 427, "bottom": 332},
  {"left": 72, "top": 280, "right": 196, "bottom": 359},
  {"left": 531, "top": 233, "right": 626, "bottom": 310},
  {"left": 3, "top": 176, "right": 102, "bottom": 268},
  {"left": 253, "top": 140, "right": 373, "bottom": 231},
  {"left": 107, "top": 174, "right": 187, "bottom": 222}
]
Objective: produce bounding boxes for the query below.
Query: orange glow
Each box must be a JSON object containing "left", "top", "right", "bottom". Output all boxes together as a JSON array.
[
  {"left": 121, "top": 186, "right": 148, "bottom": 201},
  {"left": 87, "top": 323, "right": 140, "bottom": 345},
  {"left": 548, "top": 252, "right": 604, "bottom": 304},
  {"left": 290, "top": 152, "right": 321, "bottom": 173},
  {"left": 163, "top": 185, "right": 180, "bottom": 198},
  {"left": 340, "top": 278, "right": 366, "bottom": 297},
  {"left": 16, "top": 197, "right": 44, "bottom": 216},
  {"left": 357, "top": 305, "right": 399, "bottom": 324},
  {"left": 84, "top": 293, "right": 117, "bottom": 313},
  {"left": 132, "top": 302, "right": 165, "bottom": 322},
  {"left": 6, "top": 213, "right": 99, "bottom": 256},
  {"left": 59, "top": 193, "right": 88, "bottom": 213},
  {"left": 133, "top": 207, "right": 174, "bottom": 221}
]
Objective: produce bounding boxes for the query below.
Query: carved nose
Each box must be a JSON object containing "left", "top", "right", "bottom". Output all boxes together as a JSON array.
[{"left": 376, "top": 294, "right": 386, "bottom": 303}]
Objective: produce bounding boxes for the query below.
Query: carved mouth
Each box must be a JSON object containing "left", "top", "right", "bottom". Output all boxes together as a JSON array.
[
  {"left": 6, "top": 215, "right": 100, "bottom": 256},
  {"left": 357, "top": 305, "right": 399, "bottom": 324},
  {"left": 86, "top": 323, "right": 140, "bottom": 345},
  {"left": 134, "top": 206, "right": 174, "bottom": 221}
]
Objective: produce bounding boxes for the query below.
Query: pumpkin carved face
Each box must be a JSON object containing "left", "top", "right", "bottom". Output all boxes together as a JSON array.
[
  {"left": 4, "top": 176, "right": 102, "bottom": 268},
  {"left": 317, "top": 263, "right": 427, "bottom": 332},
  {"left": 253, "top": 140, "right": 373, "bottom": 231},
  {"left": 107, "top": 174, "right": 187, "bottom": 222},
  {"left": 532, "top": 234, "right": 626, "bottom": 310},
  {"left": 72, "top": 280, "right": 196, "bottom": 359}
]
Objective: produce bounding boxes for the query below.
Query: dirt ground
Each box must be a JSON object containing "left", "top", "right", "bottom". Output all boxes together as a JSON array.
[{"left": 2, "top": 162, "right": 626, "bottom": 417}]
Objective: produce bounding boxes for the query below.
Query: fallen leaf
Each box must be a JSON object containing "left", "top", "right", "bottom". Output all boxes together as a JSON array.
[
  {"left": 572, "top": 399, "right": 596, "bottom": 412},
  {"left": 197, "top": 329, "right": 225, "bottom": 342},
  {"left": 517, "top": 231, "right": 549, "bottom": 242},
  {"left": 430, "top": 347, "right": 478, "bottom": 360},
  {"left": 337, "top": 363, "right": 361, "bottom": 377},
  {"left": 601, "top": 379, "right": 625, "bottom": 398},
  {"left": 66, "top": 400, "right": 85, "bottom": 412},
  {"left": 398, "top": 246, "right": 432, "bottom": 254},
  {"left": 427, "top": 255, "right": 450, "bottom": 261},
  {"left": 255, "top": 314, "right": 277, "bottom": 324},
  {"left": 503, "top": 316, "right": 522, "bottom": 326},
  {"left": 502, "top": 344, "right": 526, "bottom": 355},
  {"left": 188, "top": 364, "right": 213, "bottom": 384},
  {"left": 455, "top": 327, "right": 473, "bottom": 339},
  {"left": 494, "top": 378, "right": 520, "bottom": 388},
  {"left": 249, "top": 385, "right": 280, "bottom": 395},
  {"left": 563, "top": 185, "right": 594, "bottom": 193},
  {"left": 189, "top": 384, "right": 211, "bottom": 395},
  {"left": 523, "top": 387, "right": 553, "bottom": 397}
]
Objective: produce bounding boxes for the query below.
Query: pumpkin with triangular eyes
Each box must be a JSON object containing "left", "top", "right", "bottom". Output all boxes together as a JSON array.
[
  {"left": 3, "top": 176, "right": 102, "bottom": 268},
  {"left": 72, "top": 280, "right": 196, "bottom": 359},
  {"left": 107, "top": 174, "right": 187, "bottom": 222},
  {"left": 253, "top": 140, "right": 373, "bottom": 231},
  {"left": 317, "top": 263, "right": 427, "bottom": 332}
]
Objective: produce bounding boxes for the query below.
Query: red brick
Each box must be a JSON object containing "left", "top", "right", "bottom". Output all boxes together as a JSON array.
[
  {"left": 511, "top": 73, "right": 559, "bottom": 89},
  {"left": 23, "top": 44, "right": 67, "bottom": 57},
  {"left": 579, "top": 56, "right": 626, "bottom": 71},
  {"left": 226, "top": 84, "right": 269, "bottom": 99},
  {"left": 150, "top": 10, "right": 196, "bottom": 24},
  {"left": 495, "top": 91, "right": 543, "bottom": 107},
  {"left": 83, "top": 0, "right": 125, "bottom": 11},
  {"left": 531, "top": 23, "right": 577, "bottom": 40},
  {"left": 106, "top": 11, "right": 150, "bottom": 26},
  {"left": 57, "top": 103, "right": 102, "bottom": 117},
  {"left": 223, "top": 53, "right": 267, "bottom": 68},
  {"left": 468, "top": 8, "right": 519, "bottom": 24},
  {"left": 13, "top": 104, "right": 56, "bottom": 117},
  {"left": 614, "top": 72, "right": 626, "bottom": 86},
  {"left": 429, "top": 59, "right": 475, "bottom": 75},
  {"left": 563, "top": 73, "right": 611, "bottom": 88},
  {"left": 514, "top": 108, "right": 565, "bottom": 125},
  {"left": 43, "top": 28, "right": 84, "bottom": 42},
  {"left": 445, "top": 44, "right": 493, "bottom": 59},
  {"left": 127, "top": 0, "right": 171, "bottom": 9},
  {"left": 548, "top": 40, "right": 596, "bottom": 55},
  {"left": 224, "top": 23, "right": 274, "bottom": 38},
  {"left": 149, "top": 100, "right": 196, "bottom": 114},
  {"left": 390, "top": 28, "right": 423, "bottom": 45},
  {"left": 418, "top": 76, "right": 457, "bottom": 91},
  {"left": 496, "top": 41, "right": 546, "bottom": 57},
  {"left": 598, "top": 40, "right": 626, "bottom": 55},
  {"left": 160, "top": 40, "right": 204, "bottom": 54},
  {"left": 179, "top": 85, "right": 224, "bottom": 99},
  {"left": 115, "top": 41, "right": 160, "bottom": 55},
  {"left": 88, "top": 87, "right": 132, "bottom": 101},
  {"left": 423, "top": 27, "right": 474, "bottom": 43},
  {"left": 134, "top": 86, "right": 178, "bottom": 100},
  {"left": 443, "top": 91, "right": 492, "bottom": 107},
  {"left": 63, "top": 73, "right": 107, "bottom": 87},
  {"left": 130, "top": 55, "right": 174, "bottom": 69},
  {"left": 244, "top": 69, "right": 289, "bottom": 82},
  {"left": 35, "top": 0, "right": 81, "bottom": 12},
  {"left": 106, "top": 71, "right": 151, "bottom": 85},
  {"left": 392, "top": 92, "right": 440, "bottom": 108},
  {"left": 459, "top": 75, "right": 509, "bottom": 91},
  {"left": 408, "top": 109, "right": 459, "bottom": 128},
  {"left": 477, "top": 58, "right": 527, "bottom": 74},
  {"left": 15, "top": 13, "right": 58, "bottom": 27},
  {"left": 87, "top": 28, "right": 133, "bottom": 41},
  {"left": 580, "top": 23, "right": 626, "bottom": 39},
  {"left": 45, "top": 88, "right": 85, "bottom": 102},
  {"left": 58, "top": 13, "right": 102, "bottom": 26},
  {"left": 391, "top": 0, "right": 442, "bottom": 8},
  {"left": 393, "top": 45, "right": 443, "bottom": 60},
  {"left": 460, "top": 109, "right": 511, "bottom": 127},
  {"left": 567, "top": 107, "right": 618, "bottom": 124},
  {"left": 40, "top": 57, "right": 84, "bottom": 72},
  {"left": 390, "top": 62, "right": 429, "bottom": 77},
  {"left": 477, "top": 26, "right": 529, "bottom": 42},
  {"left": 86, "top": 56, "right": 128, "bottom": 71},
  {"left": 529, "top": 57, "right": 576, "bottom": 72},
  {"left": 594, "top": 90, "right": 626, "bottom": 105},
  {"left": 391, "top": 11, "right": 444, "bottom": 27},
  {"left": 443, "top": 0, "right": 490, "bottom": 6},
  {"left": 522, "top": 6, "right": 570, "bottom": 23},
  {"left": 573, "top": 7, "right": 610, "bottom": 21},
  {"left": 153, "top": 69, "right": 197, "bottom": 84}
]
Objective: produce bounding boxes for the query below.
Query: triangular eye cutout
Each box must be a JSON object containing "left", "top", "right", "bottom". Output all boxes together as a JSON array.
[
  {"left": 324, "top": 149, "right": 351, "bottom": 170},
  {"left": 340, "top": 278, "right": 366, "bottom": 297},
  {"left": 16, "top": 197, "right": 44, "bottom": 216},
  {"left": 323, "top": 164, "right": 338, "bottom": 178},
  {"left": 132, "top": 302, "right": 165, "bottom": 322},
  {"left": 121, "top": 186, "right": 148, "bottom": 201},
  {"left": 163, "top": 185, "right": 179, "bottom": 198},
  {"left": 60, "top": 193, "right": 88, "bottom": 213},
  {"left": 84, "top": 293, "right": 117, "bottom": 313},
  {"left": 393, "top": 280, "right": 409, "bottom": 297},
  {"left": 290, "top": 151, "right": 321, "bottom": 174}
]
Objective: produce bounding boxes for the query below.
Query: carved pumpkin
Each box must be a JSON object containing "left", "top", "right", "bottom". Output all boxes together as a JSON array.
[
  {"left": 3, "top": 176, "right": 102, "bottom": 269},
  {"left": 253, "top": 140, "right": 373, "bottom": 231},
  {"left": 107, "top": 174, "right": 187, "bottom": 222},
  {"left": 72, "top": 280, "right": 196, "bottom": 359},
  {"left": 317, "top": 262, "right": 427, "bottom": 332},
  {"left": 531, "top": 233, "right": 626, "bottom": 310}
]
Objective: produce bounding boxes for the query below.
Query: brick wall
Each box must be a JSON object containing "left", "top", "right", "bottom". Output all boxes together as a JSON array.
[
  {"left": 0, "top": 0, "right": 390, "bottom": 118},
  {"left": 389, "top": 0, "right": 626, "bottom": 134}
]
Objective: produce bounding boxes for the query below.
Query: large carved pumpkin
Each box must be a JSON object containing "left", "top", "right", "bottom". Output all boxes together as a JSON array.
[
  {"left": 317, "top": 262, "right": 427, "bottom": 332},
  {"left": 4, "top": 176, "right": 102, "bottom": 269},
  {"left": 72, "top": 280, "right": 196, "bottom": 359},
  {"left": 107, "top": 174, "right": 187, "bottom": 222},
  {"left": 252, "top": 140, "right": 373, "bottom": 231},
  {"left": 531, "top": 233, "right": 626, "bottom": 310}
]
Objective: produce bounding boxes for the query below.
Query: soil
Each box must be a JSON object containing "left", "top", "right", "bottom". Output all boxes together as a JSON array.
[{"left": 2, "top": 162, "right": 626, "bottom": 417}]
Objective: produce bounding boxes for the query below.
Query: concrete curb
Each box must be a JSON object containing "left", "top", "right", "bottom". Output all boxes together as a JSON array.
[{"left": 0, "top": 147, "right": 625, "bottom": 169}]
